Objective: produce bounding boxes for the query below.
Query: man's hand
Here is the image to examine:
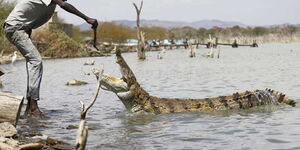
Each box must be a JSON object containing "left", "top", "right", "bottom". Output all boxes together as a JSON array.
[{"left": 87, "top": 18, "right": 98, "bottom": 29}]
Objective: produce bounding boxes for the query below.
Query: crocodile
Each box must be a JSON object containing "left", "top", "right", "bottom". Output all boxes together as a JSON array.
[{"left": 99, "top": 50, "right": 296, "bottom": 114}]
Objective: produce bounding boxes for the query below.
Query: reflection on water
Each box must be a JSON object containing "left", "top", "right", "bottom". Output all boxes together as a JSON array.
[{"left": 1, "top": 43, "right": 300, "bottom": 149}]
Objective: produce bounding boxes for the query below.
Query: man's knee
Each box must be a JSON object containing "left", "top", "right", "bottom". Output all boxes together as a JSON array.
[
  {"left": 25, "top": 47, "right": 42, "bottom": 63},
  {"left": 27, "top": 56, "right": 43, "bottom": 68},
  {"left": 34, "top": 57, "right": 43, "bottom": 66}
]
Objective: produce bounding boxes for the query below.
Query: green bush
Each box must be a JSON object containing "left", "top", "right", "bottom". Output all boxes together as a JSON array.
[
  {"left": 0, "top": 0, "right": 16, "bottom": 55},
  {"left": 252, "top": 27, "right": 269, "bottom": 36}
]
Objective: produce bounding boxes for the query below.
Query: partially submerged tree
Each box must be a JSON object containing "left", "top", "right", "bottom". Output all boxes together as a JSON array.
[
  {"left": 75, "top": 68, "right": 103, "bottom": 150},
  {"left": 187, "top": 40, "right": 196, "bottom": 57},
  {"left": 133, "top": 1, "right": 146, "bottom": 60}
]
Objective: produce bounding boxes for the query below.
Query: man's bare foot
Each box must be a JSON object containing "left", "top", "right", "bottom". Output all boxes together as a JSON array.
[
  {"left": 22, "top": 99, "right": 49, "bottom": 119},
  {"left": 23, "top": 109, "right": 48, "bottom": 119},
  {"left": 23, "top": 99, "right": 32, "bottom": 117}
]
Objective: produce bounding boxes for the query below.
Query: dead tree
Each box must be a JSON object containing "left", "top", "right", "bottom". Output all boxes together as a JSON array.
[
  {"left": 188, "top": 40, "right": 196, "bottom": 57},
  {"left": 75, "top": 68, "right": 103, "bottom": 150},
  {"left": 205, "top": 34, "right": 214, "bottom": 58},
  {"left": 133, "top": 1, "right": 146, "bottom": 60}
]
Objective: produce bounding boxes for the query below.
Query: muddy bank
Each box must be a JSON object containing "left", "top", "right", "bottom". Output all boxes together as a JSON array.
[
  {"left": 0, "top": 43, "right": 157, "bottom": 65},
  {"left": 212, "top": 34, "right": 300, "bottom": 44}
]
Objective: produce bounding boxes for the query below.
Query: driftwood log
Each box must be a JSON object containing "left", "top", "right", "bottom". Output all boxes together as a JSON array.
[
  {"left": 75, "top": 69, "right": 103, "bottom": 150},
  {"left": 66, "top": 80, "right": 88, "bottom": 86},
  {"left": 0, "top": 92, "right": 24, "bottom": 126},
  {"left": 19, "top": 143, "right": 44, "bottom": 150},
  {"left": 98, "top": 50, "right": 296, "bottom": 114}
]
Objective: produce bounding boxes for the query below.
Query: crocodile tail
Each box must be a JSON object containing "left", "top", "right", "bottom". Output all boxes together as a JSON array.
[{"left": 266, "top": 88, "right": 297, "bottom": 107}]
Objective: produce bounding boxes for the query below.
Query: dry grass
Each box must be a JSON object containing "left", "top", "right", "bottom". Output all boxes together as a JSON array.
[{"left": 33, "top": 30, "right": 88, "bottom": 58}]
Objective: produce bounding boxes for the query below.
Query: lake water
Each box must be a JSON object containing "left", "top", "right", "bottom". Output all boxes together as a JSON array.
[{"left": 1, "top": 43, "right": 300, "bottom": 150}]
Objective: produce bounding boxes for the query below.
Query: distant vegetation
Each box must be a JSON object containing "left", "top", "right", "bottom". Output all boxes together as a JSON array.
[
  {"left": 0, "top": 0, "right": 16, "bottom": 56},
  {"left": 93, "top": 22, "right": 300, "bottom": 44}
]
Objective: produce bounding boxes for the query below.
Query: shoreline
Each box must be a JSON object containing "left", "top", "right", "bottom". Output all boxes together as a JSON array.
[
  {"left": 0, "top": 122, "right": 73, "bottom": 150},
  {"left": 1, "top": 42, "right": 300, "bottom": 65}
]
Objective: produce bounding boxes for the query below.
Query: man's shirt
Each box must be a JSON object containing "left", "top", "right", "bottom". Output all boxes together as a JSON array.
[{"left": 5, "top": 0, "right": 56, "bottom": 30}]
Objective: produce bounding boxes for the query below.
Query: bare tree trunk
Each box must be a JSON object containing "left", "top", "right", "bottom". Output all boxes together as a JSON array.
[
  {"left": 133, "top": 1, "right": 146, "bottom": 60},
  {"left": 188, "top": 40, "right": 195, "bottom": 57},
  {"left": 208, "top": 34, "right": 214, "bottom": 58},
  {"left": 75, "top": 68, "right": 103, "bottom": 150}
]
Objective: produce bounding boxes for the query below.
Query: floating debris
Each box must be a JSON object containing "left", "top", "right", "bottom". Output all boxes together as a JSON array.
[
  {"left": 66, "top": 80, "right": 88, "bottom": 86},
  {"left": 83, "top": 60, "right": 95, "bottom": 66},
  {"left": 84, "top": 72, "right": 91, "bottom": 76},
  {"left": 66, "top": 125, "right": 78, "bottom": 130}
]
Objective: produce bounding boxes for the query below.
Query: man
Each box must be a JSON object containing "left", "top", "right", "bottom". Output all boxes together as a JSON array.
[{"left": 3, "top": 0, "right": 98, "bottom": 118}]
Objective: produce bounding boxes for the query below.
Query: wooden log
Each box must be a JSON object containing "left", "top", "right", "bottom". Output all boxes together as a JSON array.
[
  {"left": 0, "top": 92, "right": 24, "bottom": 126},
  {"left": 19, "top": 143, "right": 44, "bottom": 150}
]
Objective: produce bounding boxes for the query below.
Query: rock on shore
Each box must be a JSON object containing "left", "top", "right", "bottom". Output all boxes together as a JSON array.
[
  {"left": 0, "top": 122, "right": 73, "bottom": 150},
  {"left": 0, "top": 122, "right": 19, "bottom": 150}
]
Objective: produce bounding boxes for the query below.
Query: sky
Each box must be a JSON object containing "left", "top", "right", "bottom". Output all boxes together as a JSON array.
[{"left": 7, "top": 0, "right": 300, "bottom": 26}]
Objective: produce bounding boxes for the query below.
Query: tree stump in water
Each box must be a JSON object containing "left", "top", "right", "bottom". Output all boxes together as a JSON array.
[{"left": 0, "top": 92, "right": 24, "bottom": 126}]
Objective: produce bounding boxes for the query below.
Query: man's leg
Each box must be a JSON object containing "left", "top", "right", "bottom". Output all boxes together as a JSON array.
[{"left": 4, "top": 29, "right": 44, "bottom": 118}]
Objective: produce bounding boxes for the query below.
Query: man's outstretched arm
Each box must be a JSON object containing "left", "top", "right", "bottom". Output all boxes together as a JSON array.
[{"left": 51, "top": 0, "right": 98, "bottom": 29}]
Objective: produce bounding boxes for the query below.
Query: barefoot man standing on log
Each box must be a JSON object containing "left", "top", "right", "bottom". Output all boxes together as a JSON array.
[{"left": 3, "top": 0, "right": 98, "bottom": 118}]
